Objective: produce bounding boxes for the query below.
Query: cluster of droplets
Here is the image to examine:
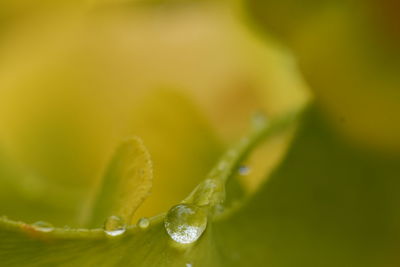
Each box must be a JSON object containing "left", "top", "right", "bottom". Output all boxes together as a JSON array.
[
  {"left": 102, "top": 113, "right": 264, "bottom": 245},
  {"left": 164, "top": 204, "right": 208, "bottom": 244}
]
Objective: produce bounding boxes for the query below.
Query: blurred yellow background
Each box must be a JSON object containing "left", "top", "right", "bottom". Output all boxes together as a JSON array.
[{"left": 0, "top": 1, "right": 308, "bottom": 225}]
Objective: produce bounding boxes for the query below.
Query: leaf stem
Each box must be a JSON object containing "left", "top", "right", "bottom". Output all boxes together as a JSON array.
[{"left": 183, "top": 107, "right": 304, "bottom": 208}]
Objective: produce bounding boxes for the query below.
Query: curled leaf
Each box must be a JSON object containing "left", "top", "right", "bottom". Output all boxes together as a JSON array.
[
  {"left": 0, "top": 107, "right": 303, "bottom": 266},
  {"left": 87, "top": 137, "right": 153, "bottom": 228}
]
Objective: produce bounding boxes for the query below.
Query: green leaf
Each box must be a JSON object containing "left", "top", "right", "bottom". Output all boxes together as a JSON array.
[
  {"left": 183, "top": 109, "right": 300, "bottom": 209},
  {"left": 244, "top": 0, "right": 400, "bottom": 151},
  {"left": 86, "top": 137, "right": 153, "bottom": 228},
  {"left": 0, "top": 149, "right": 85, "bottom": 226},
  {"left": 2, "top": 104, "right": 399, "bottom": 266},
  {"left": 0, "top": 106, "right": 301, "bottom": 266},
  {"left": 126, "top": 90, "right": 223, "bottom": 220},
  {"left": 215, "top": 106, "right": 400, "bottom": 266}
]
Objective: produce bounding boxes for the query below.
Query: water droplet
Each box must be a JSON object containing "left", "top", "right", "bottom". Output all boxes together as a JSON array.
[
  {"left": 104, "top": 215, "right": 126, "bottom": 237},
  {"left": 186, "top": 263, "right": 193, "bottom": 267},
  {"left": 238, "top": 165, "right": 251, "bottom": 176},
  {"left": 32, "top": 221, "right": 54, "bottom": 232},
  {"left": 137, "top": 217, "right": 150, "bottom": 229},
  {"left": 251, "top": 111, "right": 268, "bottom": 129},
  {"left": 164, "top": 204, "right": 208, "bottom": 244}
]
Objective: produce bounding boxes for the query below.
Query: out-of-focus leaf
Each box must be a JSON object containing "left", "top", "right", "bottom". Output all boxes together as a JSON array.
[
  {"left": 0, "top": 149, "right": 84, "bottom": 226},
  {"left": 86, "top": 137, "right": 153, "bottom": 228},
  {"left": 245, "top": 0, "right": 400, "bottom": 152},
  {"left": 215, "top": 106, "right": 400, "bottom": 266}
]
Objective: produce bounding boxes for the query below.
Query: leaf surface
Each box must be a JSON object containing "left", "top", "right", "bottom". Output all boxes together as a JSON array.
[
  {"left": 0, "top": 106, "right": 302, "bottom": 266},
  {"left": 87, "top": 137, "right": 153, "bottom": 228},
  {"left": 3, "top": 105, "right": 400, "bottom": 266}
]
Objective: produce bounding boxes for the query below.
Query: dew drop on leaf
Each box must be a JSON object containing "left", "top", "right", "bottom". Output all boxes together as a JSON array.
[
  {"left": 104, "top": 215, "right": 126, "bottom": 237},
  {"left": 137, "top": 217, "right": 150, "bottom": 229},
  {"left": 32, "top": 221, "right": 54, "bottom": 233},
  {"left": 164, "top": 204, "right": 208, "bottom": 244}
]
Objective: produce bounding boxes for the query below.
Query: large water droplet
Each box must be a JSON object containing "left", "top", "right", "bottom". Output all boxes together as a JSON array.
[
  {"left": 104, "top": 215, "right": 126, "bottom": 237},
  {"left": 164, "top": 204, "right": 208, "bottom": 244},
  {"left": 32, "top": 221, "right": 54, "bottom": 233},
  {"left": 137, "top": 217, "right": 150, "bottom": 229}
]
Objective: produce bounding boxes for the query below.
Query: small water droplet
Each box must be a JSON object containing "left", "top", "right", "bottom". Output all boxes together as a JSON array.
[
  {"left": 104, "top": 215, "right": 126, "bottom": 237},
  {"left": 137, "top": 217, "right": 150, "bottom": 229},
  {"left": 186, "top": 263, "right": 193, "bottom": 267},
  {"left": 32, "top": 221, "right": 54, "bottom": 232},
  {"left": 238, "top": 165, "right": 251, "bottom": 176},
  {"left": 164, "top": 204, "right": 208, "bottom": 244}
]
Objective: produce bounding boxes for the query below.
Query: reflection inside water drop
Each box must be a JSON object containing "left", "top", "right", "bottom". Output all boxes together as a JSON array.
[
  {"left": 32, "top": 221, "right": 54, "bottom": 232},
  {"left": 137, "top": 217, "right": 150, "bottom": 229},
  {"left": 104, "top": 228, "right": 126, "bottom": 237},
  {"left": 104, "top": 215, "right": 126, "bottom": 237},
  {"left": 164, "top": 204, "right": 208, "bottom": 244}
]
